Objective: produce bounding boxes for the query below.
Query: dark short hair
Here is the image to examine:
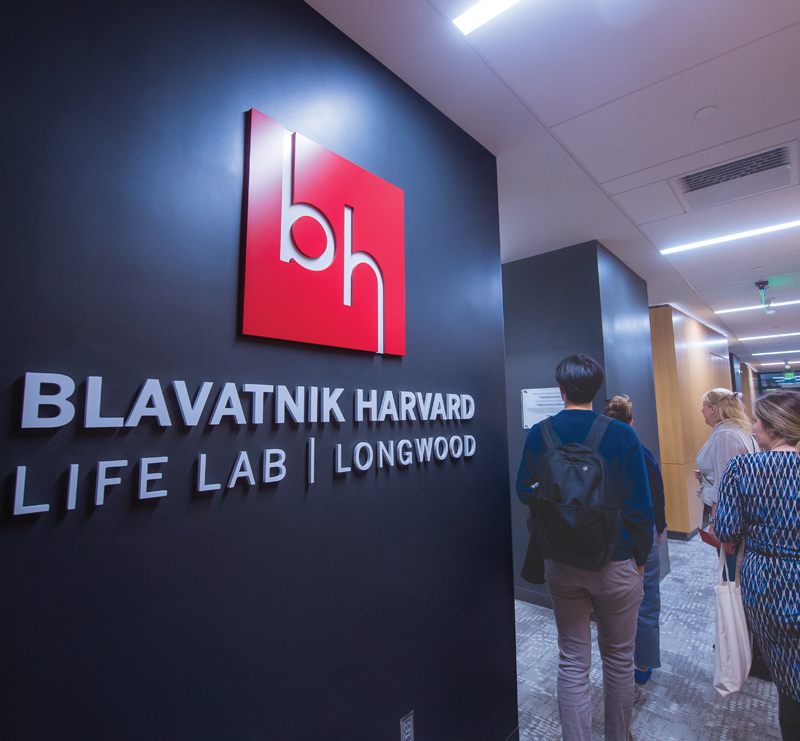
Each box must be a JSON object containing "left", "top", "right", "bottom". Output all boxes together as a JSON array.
[{"left": 556, "top": 354, "right": 605, "bottom": 405}]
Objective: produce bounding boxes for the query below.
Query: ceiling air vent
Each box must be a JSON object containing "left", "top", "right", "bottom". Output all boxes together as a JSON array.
[{"left": 669, "top": 142, "right": 797, "bottom": 211}]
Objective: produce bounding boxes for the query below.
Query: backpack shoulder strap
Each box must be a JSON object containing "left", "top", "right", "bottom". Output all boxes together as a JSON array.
[
  {"left": 583, "top": 414, "right": 613, "bottom": 451},
  {"left": 538, "top": 416, "right": 562, "bottom": 451}
]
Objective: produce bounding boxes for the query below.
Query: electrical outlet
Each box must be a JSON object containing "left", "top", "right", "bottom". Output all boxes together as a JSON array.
[{"left": 400, "top": 711, "right": 414, "bottom": 741}]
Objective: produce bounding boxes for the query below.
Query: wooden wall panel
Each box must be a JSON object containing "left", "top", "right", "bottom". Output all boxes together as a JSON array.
[
  {"left": 683, "top": 461, "right": 705, "bottom": 531},
  {"left": 741, "top": 363, "right": 757, "bottom": 420},
  {"left": 673, "top": 311, "right": 701, "bottom": 464},
  {"left": 650, "top": 306, "right": 683, "bottom": 464},
  {"left": 712, "top": 352, "right": 732, "bottom": 389},
  {"left": 650, "top": 306, "right": 730, "bottom": 534},
  {"left": 661, "top": 464, "right": 690, "bottom": 532}
]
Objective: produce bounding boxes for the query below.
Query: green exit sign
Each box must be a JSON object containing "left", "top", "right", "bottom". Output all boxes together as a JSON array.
[{"left": 785, "top": 372, "right": 795, "bottom": 380}]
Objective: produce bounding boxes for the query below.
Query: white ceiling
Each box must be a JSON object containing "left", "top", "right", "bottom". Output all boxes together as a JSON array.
[{"left": 305, "top": 0, "right": 800, "bottom": 370}]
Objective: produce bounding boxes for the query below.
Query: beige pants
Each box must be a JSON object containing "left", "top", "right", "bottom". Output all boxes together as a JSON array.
[{"left": 545, "top": 557, "right": 644, "bottom": 741}]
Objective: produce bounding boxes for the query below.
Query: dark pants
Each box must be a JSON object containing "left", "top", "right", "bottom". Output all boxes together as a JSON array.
[
  {"left": 779, "top": 690, "right": 800, "bottom": 741},
  {"left": 634, "top": 527, "right": 661, "bottom": 669}
]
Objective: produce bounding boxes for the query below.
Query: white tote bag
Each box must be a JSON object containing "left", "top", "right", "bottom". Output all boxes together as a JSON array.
[{"left": 713, "top": 541, "right": 753, "bottom": 697}]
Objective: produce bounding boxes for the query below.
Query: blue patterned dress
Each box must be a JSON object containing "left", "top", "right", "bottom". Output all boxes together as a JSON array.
[{"left": 716, "top": 451, "right": 800, "bottom": 701}]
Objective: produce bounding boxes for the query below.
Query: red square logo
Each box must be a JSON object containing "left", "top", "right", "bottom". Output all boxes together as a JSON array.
[{"left": 242, "top": 109, "right": 405, "bottom": 355}]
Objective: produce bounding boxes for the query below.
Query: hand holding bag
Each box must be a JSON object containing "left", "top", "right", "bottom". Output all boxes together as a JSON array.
[{"left": 713, "top": 540, "right": 753, "bottom": 696}]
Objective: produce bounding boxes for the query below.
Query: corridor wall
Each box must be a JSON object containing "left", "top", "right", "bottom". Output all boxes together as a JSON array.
[
  {"left": 503, "top": 241, "right": 663, "bottom": 607},
  {"left": 741, "top": 362, "right": 758, "bottom": 418},
  {"left": 0, "top": 1, "right": 519, "bottom": 738},
  {"left": 650, "top": 305, "right": 731, "bottom": 536},
  {"left": 730, "top": 352, "right": 743, "bottom": 393}
]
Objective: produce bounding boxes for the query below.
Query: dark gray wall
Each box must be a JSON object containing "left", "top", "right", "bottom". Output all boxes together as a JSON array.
[
  {"left": 0, "top": 1, "right": 518, "bottom": 739},
  {"left": 597, "top": 245, "right": 660, "bottom": 458},
  {"left": 502, "top": 242, "right": 606, "bottom": 607},
  {"left": 597, "top": 245, "right": 669, "bottom": 578},
  {"left": 503, "top": 241, "right": 664, "bottom": 606}
]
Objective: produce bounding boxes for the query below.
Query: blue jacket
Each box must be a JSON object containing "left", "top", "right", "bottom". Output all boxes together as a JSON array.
[
  {"left": 643, "top": 445, "right": 667, "bottom": 534},
  {"left": 517, "top": 410, "right": 654, "bottom": 579}
]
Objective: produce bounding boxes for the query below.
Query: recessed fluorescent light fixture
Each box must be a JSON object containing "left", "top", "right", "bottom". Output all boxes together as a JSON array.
[
  {"left": 716, "top": 300, "right": 800, "bottom": 314},
  {"left": 753, "top": 349, "right": 800, "bottom": 356},
  {"left": 453, "top": 0, "right": 526, "bottom": 34},
  {"left": 739, "top": 331, "right": 800, "bottom": 341},
  {"left": 661, "top": 218, "right": 800, "bottom": 255},
  {"left": 760, "top": 361, "right": 800, "bottom": 367}
]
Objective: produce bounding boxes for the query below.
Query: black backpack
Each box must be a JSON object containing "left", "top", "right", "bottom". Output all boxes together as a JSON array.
[{"left": 535, "top": 414, "right": 620, "bottom": 571}]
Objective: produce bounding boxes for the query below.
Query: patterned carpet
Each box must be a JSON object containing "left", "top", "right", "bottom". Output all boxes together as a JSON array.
[{"left": 515, "top": 535, "right": 782, "bottom": 740}]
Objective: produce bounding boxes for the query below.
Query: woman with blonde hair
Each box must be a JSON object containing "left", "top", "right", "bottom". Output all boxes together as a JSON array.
[
  {"left": 603, "top": 395, "right": 667, "bottom": 685},
  {"left": 716, "top": 390, "right": 800, "bottom": 739},
  {"left": 695, "top": 388, "right": 757, "bottom": 529}
]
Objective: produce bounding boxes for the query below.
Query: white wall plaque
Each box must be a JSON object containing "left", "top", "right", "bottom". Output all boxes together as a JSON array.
[{"left": 521, "top": 387, "right": 564, "bottom": 429}]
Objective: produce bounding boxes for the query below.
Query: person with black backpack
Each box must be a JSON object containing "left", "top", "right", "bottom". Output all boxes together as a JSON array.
[{"left": 516, "top": 355, "right": 654, "bottom": 741}]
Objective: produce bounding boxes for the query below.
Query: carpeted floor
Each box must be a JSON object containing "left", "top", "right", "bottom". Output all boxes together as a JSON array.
[{"left": 515, "top": 535, "right": 782, "bottom": 740}]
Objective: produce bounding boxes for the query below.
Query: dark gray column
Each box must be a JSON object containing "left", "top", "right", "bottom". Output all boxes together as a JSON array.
[{"left": 503, "top": 240, "right": 666, "bottom": 606}]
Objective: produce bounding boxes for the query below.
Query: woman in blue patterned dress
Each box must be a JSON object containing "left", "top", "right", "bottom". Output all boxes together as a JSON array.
[{"left": 716, "top": 390, "right": 800, "bottom": 740}]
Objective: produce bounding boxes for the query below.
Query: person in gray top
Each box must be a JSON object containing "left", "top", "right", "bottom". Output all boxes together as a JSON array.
[{"left": 695, "top": 388, "right": 756, "bottom": 531}]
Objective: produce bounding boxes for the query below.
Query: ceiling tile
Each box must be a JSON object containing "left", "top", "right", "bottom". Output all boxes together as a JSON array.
[
  {"left": 439, "top": 0, "right": 800, "bottom": 126},
  {"left": 612, "top": 181, "right": 684, "bottom": 224},
  {"left": 550, "top": 23, "right": 800, "bottom": 182},
  {"left": 638, "top": 180, "right": 800, "bottom": 248},
  {"left": 603, "top": 121, "right": 800, "bottom": 195}
]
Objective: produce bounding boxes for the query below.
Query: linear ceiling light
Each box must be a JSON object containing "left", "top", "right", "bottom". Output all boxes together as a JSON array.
[
  {"left": 716, "top": 300, "right": 800, "bottom": 314},
  {"left": 453, "top": 0, "right": 526, "bottom": 34},
  {"left": 760, "top": 361, "right": 800, "bottom": 367},
  {"left": 661, "top": 218, "right": 800, "bottom": 255},
  {"left": 753, "top": 349, "right": 800, "bottom": 356},
  {"left": 739, "top": 331, "right": 800, "bottom": 341}
]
